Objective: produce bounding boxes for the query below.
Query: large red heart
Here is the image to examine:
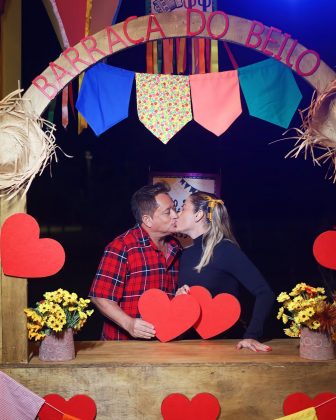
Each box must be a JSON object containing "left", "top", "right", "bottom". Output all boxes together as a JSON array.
[
  {"left": 0, "top": 213, "right": 65, "bottom": 278},
  {"left": 39, "top": 394, "right": 97, "bottom": 420},
  {"left": 313, "top": 230, "right": 336, "bottom": 269},
  {"left": 161, "top": 393, "right": 221, "bottom": 420},
  {"left": 189, "top": 286, "right": 241, "bottom": 339},
  {"left": 283, "top": 392, "right": 336, "bottom": 419},
  {"left": 138, "top": 289, "right": 200, "bottom": 342}
]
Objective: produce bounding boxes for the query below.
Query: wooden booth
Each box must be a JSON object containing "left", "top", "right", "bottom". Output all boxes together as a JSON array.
[{"left": 1, "top": 8, "right": 336, "bottom": 419}]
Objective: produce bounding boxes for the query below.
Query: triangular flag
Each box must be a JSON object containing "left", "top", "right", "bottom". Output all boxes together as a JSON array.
[
  {"left": 190, "top": 70, "right": 242, "bottom": 136},
  {"left": 275, "top": 407, "right": 317, "bottom": 420},
  {"left": 136, "top": 73, "right": 192, "bottom": 144},
  {"left": 0, "top": 372, "right": 45, "bottom": 420},
  {"left": 238, "top": 58, "right": 302, "bottom": 128},
  {"left": 76, "top": 63, "right": 134, "bottom": 136}
]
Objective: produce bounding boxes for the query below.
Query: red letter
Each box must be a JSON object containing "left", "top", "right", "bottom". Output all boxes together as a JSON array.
[
  {"left": 187, "top": 9, "right": 206, "bottom": 37},
  {"left": 146, "top": 14, "right": 166, "bottom": 41},
  {"left": 245, "top": 20, "right": 264, "bottom": 49},
  {"left": 62, "top": 47, "right": 91, "bottom": 73},
  {"left": 124, "top": 16, "right": 144, "bottom": 44},
  {"left": 274, "top": 33, "right": 292, "bottom": 61},
  {"left": 285, "top": 39, "right": 298, "bottom": 68},
  {"left": 261, "top": 26, "right": 282, "bottom": 56},
  {"left": 81, "top": 35, "right": 106, "bottom": 63},
  {"left": 106, "top": 26, "right": 128, "bottom": 53},
  {"left": 32, "top": 75, "right": 58, "bottom": 100},
  {"left": 49, "top": 62, "right": 75, "bottom": 87},
  {"left": 295, "top": 49, "right": 320, "bottom": 76},
  {"left": 206, "top": 11, "right": 229, "bottom": 40}
]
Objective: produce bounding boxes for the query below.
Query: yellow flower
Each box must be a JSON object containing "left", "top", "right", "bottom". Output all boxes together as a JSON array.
[
  {"left": 282, "top": 314, "right": 289, "bottom": 324},
  {"left": 289, "top": 282, "right": 307, "bottom": 296},
  {"left": 306, "top": 307, "right": 315, "bottom": 317},
  {"left": 297, "top": 310, "right": 310, "bottom": 323},
  {"left": 86, "top": 309, "right": 94, "bottom": 317},
  {"left": 283, "top": 327, "right": 299, "bottom": 337},
  {"left": 277, "top": 307, "right": 284, "bottom": 320},
  {"left": 277, "top": 292, "right": 290, "bottom": 303}
]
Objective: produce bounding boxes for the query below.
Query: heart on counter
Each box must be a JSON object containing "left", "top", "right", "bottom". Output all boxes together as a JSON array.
[
  {"left": 161, "top": 393, "right": 221, "bottom": 420},
  {"left": 283, "top": 392, "right": 336, "bottom": 420},
  {"left": 0, "top": 213, "right": 65, "bottom": 278},
  {"left": 138, "top": 289, "right": 200, "bottom": 342},
  {"left": 189, "top": 286, "right": 241, "bottom": 339},
  {"left": 313, "top": 230, "right": 336, "bottom": 269},
  {"left": 39, "top": 394, "right": 97, "bottom": 420}
]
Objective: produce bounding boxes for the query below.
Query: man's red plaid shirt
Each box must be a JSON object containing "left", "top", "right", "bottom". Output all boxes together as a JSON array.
[{"left": 89, "top": 224, "right": 181, "bottom": 340}]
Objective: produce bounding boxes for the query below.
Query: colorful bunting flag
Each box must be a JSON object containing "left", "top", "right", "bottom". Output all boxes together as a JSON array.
[
  {"left": 0, "top": 372, "right": 45, "bottom": 420},
  {"left": 190, "top": 70, "right": 242, "bottom": 136},
  {"left": 76, "top": 63, "right": 134, "bottom": 136},
  {"left": 275, "top": 407, "right": 317, "bottom": 420},
  {"left": 136, "top": 73, "right": 192, "bottom": 144},
  {"left": 238, "top": 58, "right": 302, "bottom": 129}
]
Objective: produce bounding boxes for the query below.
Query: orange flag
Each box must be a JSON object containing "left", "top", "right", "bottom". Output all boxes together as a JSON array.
[{"left": 190, "top": 70, "right": 242, "bottom": 136}]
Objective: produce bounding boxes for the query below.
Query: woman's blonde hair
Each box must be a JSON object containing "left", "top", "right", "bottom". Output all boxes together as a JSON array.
[{"left": 189, "top": 191, "right": 238, "bottom": 273}]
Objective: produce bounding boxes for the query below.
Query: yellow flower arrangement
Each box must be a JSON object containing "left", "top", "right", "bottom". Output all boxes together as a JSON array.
[
  {"left": 24, "top": 288, "right": 94, "bottom": 341},
  {"left": 277, "top": 283, "right": 336, "bottom": 341}
]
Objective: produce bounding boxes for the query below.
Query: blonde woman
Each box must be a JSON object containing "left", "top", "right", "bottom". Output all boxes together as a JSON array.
[{"left": 176, "top": 191, "right": 275, "bottom": 352}]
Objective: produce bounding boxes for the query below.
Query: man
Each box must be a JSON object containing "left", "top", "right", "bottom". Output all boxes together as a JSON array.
[{"left": 89, "top": 182, "right": 180, "bottom": 340}]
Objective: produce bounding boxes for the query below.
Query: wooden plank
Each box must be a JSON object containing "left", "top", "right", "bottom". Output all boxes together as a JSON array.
[
  {"left": 0, "top": 195, "right": 28, "bottom": 363},
  {"left": 0, "top": 0, "right": 21, "bottom": 97},
  {"left": 1, "top": 340, "right": 336, "bottom": 419}
]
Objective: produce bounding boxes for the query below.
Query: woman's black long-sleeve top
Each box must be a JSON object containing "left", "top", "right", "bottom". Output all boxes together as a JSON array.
[{"left": 178, "top": 235, "right": 275, "bottom": 339}]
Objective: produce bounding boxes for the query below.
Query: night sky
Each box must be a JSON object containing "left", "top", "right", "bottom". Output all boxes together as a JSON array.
[{"left": 22, "top": 1, "right": 336, "bottom": 340}]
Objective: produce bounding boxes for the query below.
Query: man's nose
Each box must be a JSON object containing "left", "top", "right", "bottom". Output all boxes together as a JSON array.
[{"left": 171, "top": 209, "right": 178, "bottom": 218}]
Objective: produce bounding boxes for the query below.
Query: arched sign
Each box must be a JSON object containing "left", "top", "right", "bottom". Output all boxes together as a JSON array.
[{"left": 24, "top": 10, "right": 336, "bottom": 116}]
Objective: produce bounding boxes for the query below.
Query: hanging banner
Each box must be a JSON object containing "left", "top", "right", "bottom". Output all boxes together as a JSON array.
[
  {"left": 190, "top": 70, "right": 242, "bottom": 136},
  {"left": 136, "top": 73, "right": 192, "bottom": 144},
  {"left": 76, "top": 63, "right": 134, "bottom": 136},
  {"left": 238, "top": 58, "right": 302, "bottom": 129}
]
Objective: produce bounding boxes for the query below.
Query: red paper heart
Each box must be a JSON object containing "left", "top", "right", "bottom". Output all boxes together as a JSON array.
[
  {"left": 283, "top": 392, "right": 336, "bottom": 419},
  {"left": 313, "top": 230, "right": 336, "bottom": 269},
  {"left": 39, "top": 394, "right": 97, "bottom": 420},
  {"left": 138, "top": 289, "right": 200, "bottom": 342},
  {"left": 161, "top": 393, "right": 221, "bottom": 420},
  {"left": 189, "top": 286, "right": 241, "bottom": 339},
  {"left": 0, "top": 213, "right": 65, "bottom": 278}
]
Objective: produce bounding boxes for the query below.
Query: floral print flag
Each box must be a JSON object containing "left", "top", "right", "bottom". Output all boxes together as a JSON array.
[{"left": 136, "top": 73, "right": 192, "bottom": 144}]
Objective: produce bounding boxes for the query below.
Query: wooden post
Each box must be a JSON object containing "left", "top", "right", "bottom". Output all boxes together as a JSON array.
[{"left": 0, "top": 196, "right": 28, "bottom": 364}]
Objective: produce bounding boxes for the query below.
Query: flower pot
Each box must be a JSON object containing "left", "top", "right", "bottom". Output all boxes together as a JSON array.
[
  {"left": 299, "top": 327, "right": 335, "bottom": 360},
  {"left": 39, "top": 328, "right": 75, "bottom": 362}
]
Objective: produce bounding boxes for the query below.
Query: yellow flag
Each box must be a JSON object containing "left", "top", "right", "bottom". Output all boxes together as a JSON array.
[{"left": 275, "top": 407, "right": 317, "bottom": 420}]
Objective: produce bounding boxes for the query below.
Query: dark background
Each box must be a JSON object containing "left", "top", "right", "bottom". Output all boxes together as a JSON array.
[{"left": 22, "top": 1, "right": 336, "bottom": 340}]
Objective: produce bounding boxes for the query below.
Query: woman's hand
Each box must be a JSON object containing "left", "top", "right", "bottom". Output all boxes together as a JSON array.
[
  {"left": 236, "top": 338, "right": 272, "bottom": 352},
  {"left": 176, "top": 284, "right": 190, "bottom": 295}
]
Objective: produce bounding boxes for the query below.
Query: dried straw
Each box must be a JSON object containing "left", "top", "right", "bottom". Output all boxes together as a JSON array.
[
  {"left": 285, "top": 79, "right": 336, "bottom": 182},
  {"left": 0, "top": 89, "right": 59, "bottom": 200}
]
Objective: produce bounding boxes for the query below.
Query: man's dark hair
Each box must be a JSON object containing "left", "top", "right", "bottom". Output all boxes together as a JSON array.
[{"left": 131, "top": 182, "right": 171, "bottom": 224}]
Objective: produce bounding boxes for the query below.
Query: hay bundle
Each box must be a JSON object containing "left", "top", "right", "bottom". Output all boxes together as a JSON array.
[
  {"left": 0, "top": 89, "right": 58, "bottom": 200},
  {"left": 286, "top": 78, "right": 336, "bottom": 182}
]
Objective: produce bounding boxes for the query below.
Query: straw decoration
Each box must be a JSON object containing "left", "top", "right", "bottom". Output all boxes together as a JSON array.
[
  {"left": 0, "top": 89, "right": 60, "bottom": 200},
  {"left": 284, "top": 79, "right": 336, "bottom": 182}
]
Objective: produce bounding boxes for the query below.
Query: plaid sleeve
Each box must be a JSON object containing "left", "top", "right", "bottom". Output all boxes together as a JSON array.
[{"left": 89, "top": 237, "right": 128, "bottom": 303}]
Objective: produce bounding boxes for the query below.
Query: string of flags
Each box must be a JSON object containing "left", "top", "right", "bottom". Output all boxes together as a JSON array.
[{"left": 75, "top": 57, "right": 302, "bottom": 143}]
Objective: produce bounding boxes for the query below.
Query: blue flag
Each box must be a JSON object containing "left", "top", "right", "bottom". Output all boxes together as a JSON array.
[{"left": 76, "top": 63, "right": 134, "bottom": 136}]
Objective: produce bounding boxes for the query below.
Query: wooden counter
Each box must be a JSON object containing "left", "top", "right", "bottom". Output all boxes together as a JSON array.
[{"left": 1, "top": 339, "right": 335, "bottom": 419}]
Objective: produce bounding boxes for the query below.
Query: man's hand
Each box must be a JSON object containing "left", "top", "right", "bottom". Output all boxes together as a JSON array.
[
  {"left": 126, "top": 318, "right": 156, "bottom": 339},
  {"left": 176, "top": 284, "right": 190, "bottom": 295},
  {"left": 236, "top": 338, "right": 272, "bottom": 352}
]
